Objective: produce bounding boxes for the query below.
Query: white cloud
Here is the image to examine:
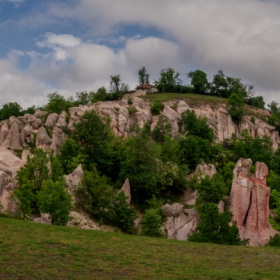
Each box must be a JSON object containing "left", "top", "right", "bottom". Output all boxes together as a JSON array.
[
  {"left": 43, "top": 0, "right": 280, "bottom": 102},
  {"left": 36, "top": 33, "right": 82, "bottom": 48}
]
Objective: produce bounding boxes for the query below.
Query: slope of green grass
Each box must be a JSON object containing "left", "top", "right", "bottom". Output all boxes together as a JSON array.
[
  {"left": 0, "top": 217, "right": 280, "bottom": 279},
  {"left": 140, "top": 93, "right": 229, "bottom": 108}
]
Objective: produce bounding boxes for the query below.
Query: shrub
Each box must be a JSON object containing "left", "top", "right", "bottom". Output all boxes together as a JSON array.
[
  {"left": 128, "top": 106, "right": 138, "bottom": 115},
  {"left": 268, "top": 234, "right": 280, "bottom": 247},
  {"left": 37, "top": 180, "right": 72, "bottom": 226},
  {"left": 150, "top": 101, "right": 164, "bottom": 116},
  {"left": 128, "top": 98, "right": 133, "bottom": 105},
  {"left": 106, "top": 191, "right": 137, "bottom": 234},
  {"left": 141, "top": 209, "right": 165, "bottom": 238}
]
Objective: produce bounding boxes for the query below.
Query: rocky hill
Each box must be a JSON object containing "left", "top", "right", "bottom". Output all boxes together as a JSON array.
[{"left": 0, "top": 94, "right": 278, "bottom": 246}]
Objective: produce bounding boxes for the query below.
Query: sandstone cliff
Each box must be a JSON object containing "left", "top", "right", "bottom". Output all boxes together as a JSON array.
[{"left": 0, "top": 96, "right": 278, "bottom": 154}]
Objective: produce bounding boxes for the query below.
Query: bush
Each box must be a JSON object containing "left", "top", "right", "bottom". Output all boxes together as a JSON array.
[
  {"left": 189, "top": 203, "right": 247, "bottom": 245},
  {"left": 151, "top": 115, "right": 172, "bottom": 143},
  {"left": 128, "top": 106, "right": 138, "bottom": 115},
  {"left": 150, "top": 101, "right": 164, "bottom": 116},
  {"left": 268, "top": 234, "right": 280, "bottom": 247},
  {"left": 106, "top": 191, "right": 137, "bottom": 234},
  {"left": 141, "top": 209, "right": 165, "bottom": 238},
  {"left": 37, "top": 180, "right": 72, "bottom": 225}
]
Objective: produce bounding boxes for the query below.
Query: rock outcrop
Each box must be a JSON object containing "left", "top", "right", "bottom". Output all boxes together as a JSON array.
[
  {"left": 229, "top": 159, "right": 277, "bottom": 246},
  {"left": 161, "top": 203, "right": 199, "bottom": 241},
  {"left": 0, "top": 96, "right": 279, "bottom": 153},
  {"left": 121, "top": 178, "right": 131, "bottom": 204}
]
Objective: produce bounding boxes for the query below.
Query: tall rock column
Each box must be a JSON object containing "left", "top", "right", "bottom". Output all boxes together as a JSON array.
[{"left": 229, "top": 159, "right": 277, "bottom": 246}]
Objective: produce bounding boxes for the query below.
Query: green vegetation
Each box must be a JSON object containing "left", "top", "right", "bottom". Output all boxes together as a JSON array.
[{"left": 0, "top": 217, "right": 280, "bottom": 279}]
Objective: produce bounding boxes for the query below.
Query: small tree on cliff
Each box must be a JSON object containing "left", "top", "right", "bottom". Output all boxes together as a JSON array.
[{"left": 138, "top": 67, "right": 150, "bottom": 85}]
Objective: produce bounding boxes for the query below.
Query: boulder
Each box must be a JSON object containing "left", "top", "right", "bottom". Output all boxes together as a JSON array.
[
  {"left": 162, "top": 203, "right": 199, "bottom": 241},
  {"left": 45, "top": 113, "right": 59, "bottom": 128},
  {"left": 121, "top": 178, "right": 131, "bottom": 204},
  {"left": 50, "top": 127, "right": 67, "bottom": 155},
  {"left": 56, "top": 111, "right": 68, "bottom": 127},
  {"left": 65, "top": 164, "right": 84, "bottom": 205},
  {"left": 162, "top": 203, "right": 183, "bottom": 217},
  {"left": 34, "top": 109, "right": 47, "bottom": 118},
  {"left": 36, "top": 126, "right": 52, "bottom": 150},
  {"left": 162, "top": 104, "right": 181, "bottom": 137},
  {"left": 2, "top": 122, "right": 24, "bottom": 149},
  {"left": 34, "top": 213, "right": 51, "bottom": 224},
  {"left": 0, "top": 120, "right": 10, "bottom": 143},
  {"left": 177, "top": 100, "right": 190, "bottom": 115},
  {"left": 195, "top": 162, "right": 217, "bottom": 178},
  {"left": 229, "top": 159, "right": 277, "bottom": 246}
]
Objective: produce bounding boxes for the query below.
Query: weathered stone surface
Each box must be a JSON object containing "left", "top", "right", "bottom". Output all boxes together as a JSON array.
[
  {"left": 45, "top": 113, "right": 59, "bottom": 128},
  {"left": 50, "top": 127, "right": 67, "bottom": 155},
  {"left": 2, "top": 122, "right": 23, "bottom": 149},
  {"left": 0, "top": 183, "right": 16, "bottom": 212},
  {"left": 162, "top": 204, "right": 199, "bottom": 241},
  {"left": 163, "top": 104, "right": 181, "bottom": 137},
  {"left": 32, "top": 118, "right": 43, "bottom": 131},
  {"left": 121, "top": 178, "right": 131, "bottom": 204},
  {"left": 67, "top": 211, "right": 114, "bottom": 232},
  {"left": 218, "top": 200, "right": 225, "bottom": 213},
  {"left": 0, "top": 120, "right": 9, "bottom": 143},
  {"left": 229, "top": 159, "right": 277, "bottom": 246},
  {"left": 65, "top": 164, "right": 84, "bottom": 205},
  {"left": 177, "top": 100, "right": 190, "bottom": 115},
  {"left": 34, "top": 213, "right": 51, "bottom": 224},
  {"left": 34, "top": 109, "right": 47, "bottom": 118},
  {"left": 56, "top": 111, "right": 68, "bottom": 127},
  {"left": 195, "top": 162, "right": 217, "bottom": 178},
  {"left": 162, "top": 203, "right": 183, "bottom": 217},
  {"left": 0, "top": 146, "right": 22, "bottom": 177},
  {"left": 36, "top": 126, "right": 52, "bottom": 150}
]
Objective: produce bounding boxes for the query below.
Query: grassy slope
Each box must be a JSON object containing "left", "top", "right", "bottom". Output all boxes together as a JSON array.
[
  {"left": 140, "top": 93, "right": 229, "bottom": 108},
  {"left": 140, "top": 93, "right": 268, "bottom": 121},
  {"left": 1, "top": 217, "right": 280, "bottom": 280}
]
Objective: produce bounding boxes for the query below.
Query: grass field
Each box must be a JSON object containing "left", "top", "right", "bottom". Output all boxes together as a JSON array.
[
  {"left": 140, "top": 93, "right": 229, "bottom": 108},
  {"left": 0, "top": 217, "right": 280, "bottom": 279}
]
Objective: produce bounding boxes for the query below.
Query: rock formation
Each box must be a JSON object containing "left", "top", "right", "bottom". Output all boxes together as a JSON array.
[
  {"left": 120, "top": 178, "right": 131, "bottom": 204},
  {"left": 229, "top": 159, "right": 277, "bottom": 246},
  {"left": 161, "top": 203, "right": 199, "bottom": 241}
]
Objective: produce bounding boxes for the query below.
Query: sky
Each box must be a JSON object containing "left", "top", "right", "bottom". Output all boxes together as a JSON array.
[{"left": 0, "top": 0, "right": 280, "bottom": 108}]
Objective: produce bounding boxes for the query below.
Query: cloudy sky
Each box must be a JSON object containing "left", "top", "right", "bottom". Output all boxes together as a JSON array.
[{"left": 0, "top": 0, "right": 279, "bottom": 108}]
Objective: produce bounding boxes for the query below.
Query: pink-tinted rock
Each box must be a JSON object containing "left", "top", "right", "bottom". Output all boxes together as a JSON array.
[
  {"left": 229, "top": 159, "right": 277, "bottom": 246},
  {"left": 121, "top": 178, "right": 131, "bottom": 204}
]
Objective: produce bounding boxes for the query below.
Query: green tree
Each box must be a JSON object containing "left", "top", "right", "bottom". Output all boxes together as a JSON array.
[
  {"left": 110, "top": 75, "right": 129, "bottom": 93},
  {"left": 151, "top": 115, "right": 172, "bottom": 143},
  {"left": 194, "top": 173, "right": 226, "bottom": 212},
  {"left": 17, "top": 148, "right": 50, "bottom": 192},
  {"left": 37, "top": 180, "right": 72, "bottom": 225},
  {"left": 138, "top": 67, "right": 150, "bottom": 85},
  {"left": 141, "top": 208, "right": 165, "bottom": 237},
  {"left": 106, "top": 191, "right": 137, "bottom": 234},
  {"left": 155, "top": 67, "right": 181, "bottom": 92},
  {"left": 188, "top": 70, "right": 209, "bottom": 94},
  {"left": 13, "top": 182, "right": 35, "bottom": 219},
  {"left": 150, "top": 101, "right": 164, "bottom": 116},
  {"left": 211, "top": 70, "right": 228, "bottom": 96},
  {"left": 228, "top": 93, "right": 245, "bottom": 122},
  {"left": 75, "top": 92, "right": 93, "bottom": 105},
  {"left": 120, "top": 131, "right": 160, "bottom": 206},
  {"left": 0, "top": 102, "right": 23, "bottom": 120},
  {"left": 45, "top": 92, "right": 69, "bottom": 114},
  {"left": 189, "top": 203, "right": 245, "bottom": 245},
  {"left": 72, "top": 110, "right": 113, "bottom": 173},
  {"left": 181, "top": 110, "right": 214, "bottom": 142}
]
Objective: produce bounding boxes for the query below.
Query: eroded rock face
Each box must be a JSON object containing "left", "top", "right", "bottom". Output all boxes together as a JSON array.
[
  {"left": 65, "top": 164, "right": 84, "bottom": 205},
  {"left": 36, "top": 126, "right": 52, "bottom": 150},
  {"left": 229, "top": 159, "right": 277, "bottom": 246},
  {"left": 121, "top": 178, "right": 131, "bottom": 204},
  {"left": 2, "top": 122, "right": 24, "bottom": 149},
  {"left": 161, "top": 203, "right": 199, "bottom": 241}
]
